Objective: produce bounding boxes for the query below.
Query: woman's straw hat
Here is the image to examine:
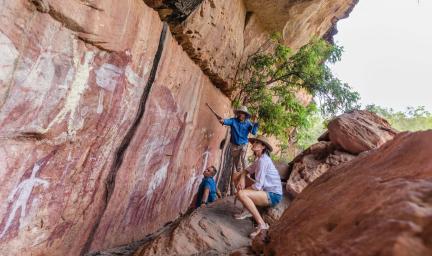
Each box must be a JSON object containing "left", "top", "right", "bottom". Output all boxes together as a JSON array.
[{"left": 249, "top": 135, "right": 273, "bottom": 152}]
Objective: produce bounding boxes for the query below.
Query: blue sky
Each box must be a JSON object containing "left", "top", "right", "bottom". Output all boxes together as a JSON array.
[{"left": 331, "top": 0, "right": 432, "bottom": 111}]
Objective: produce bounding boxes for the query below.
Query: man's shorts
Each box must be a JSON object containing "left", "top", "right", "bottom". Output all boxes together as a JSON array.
[
  {"left": 230, "top": 143, "right": 248, "bottom": 172},
  {"left": 267, "top": 192, "right": 282, "bottom": 207}
]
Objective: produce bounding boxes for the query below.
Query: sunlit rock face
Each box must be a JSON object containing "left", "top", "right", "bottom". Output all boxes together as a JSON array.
[
  {"left": 0, "top": 0, "right": 230, "bottom": 254},
  {"left": 266, "top": 131, "right": 432, "bottom": 256}
]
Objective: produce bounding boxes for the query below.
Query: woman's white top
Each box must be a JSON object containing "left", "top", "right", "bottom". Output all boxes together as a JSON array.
[{"left": 246, "top": 154, "right": 283, "bottom": 195}]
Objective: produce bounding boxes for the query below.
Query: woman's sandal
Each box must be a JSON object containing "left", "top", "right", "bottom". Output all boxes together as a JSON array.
[
  {"left": 249, "top": 223, "right": 269, "bottom": 238},
  {"left": 234, "top": 210, "right": 253, "bottom": 220}
]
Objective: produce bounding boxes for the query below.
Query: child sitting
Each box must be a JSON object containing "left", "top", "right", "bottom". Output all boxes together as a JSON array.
[{"left": 195, "top": 166, "right": 218, "bottom": 208}]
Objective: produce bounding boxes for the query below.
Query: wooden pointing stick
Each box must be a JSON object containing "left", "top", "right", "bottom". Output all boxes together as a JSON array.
[{"left": 206, "top": 103, "right": 223, "bottom": 120}]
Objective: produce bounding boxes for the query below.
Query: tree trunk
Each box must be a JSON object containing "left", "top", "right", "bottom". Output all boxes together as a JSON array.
[{"left": 216, "top": 130, "right": 234, "bottom": 196}]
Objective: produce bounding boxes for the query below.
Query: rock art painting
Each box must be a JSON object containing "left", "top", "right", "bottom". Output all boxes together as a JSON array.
[
  {"left": 0, "top": 150, "right": 55, "bottom": 239},
  {"left": 0, "top": 0, "right": 231, "bottom": 255}
]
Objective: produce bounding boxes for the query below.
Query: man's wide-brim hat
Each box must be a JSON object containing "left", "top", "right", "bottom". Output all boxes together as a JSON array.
[
  {"left": 234, "top": 106, "right": 251, "bottom": 118},
  {"left": 249, "top": 135, "right": 273, "bottom": 152}
]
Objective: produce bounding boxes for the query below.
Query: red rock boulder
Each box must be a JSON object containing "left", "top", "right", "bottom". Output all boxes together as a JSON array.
[
  {"left": 286, "top": 141, "right": 356, "bottom": 195},
  {"left": 266, "top": 131, "right": 432, "bottom": 256},
  {"left": 328, "top": 110, "right": 397, "bottom": 154}
]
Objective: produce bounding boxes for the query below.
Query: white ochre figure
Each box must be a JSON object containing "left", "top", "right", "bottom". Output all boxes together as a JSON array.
[{"left": 0, "top": 161, "right": 49, "bottom": 239}]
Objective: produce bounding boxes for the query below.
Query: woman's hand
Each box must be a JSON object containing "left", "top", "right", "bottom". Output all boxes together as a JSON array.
[{"left": 236, "top": 178, "right": 245, "bottom": 191}]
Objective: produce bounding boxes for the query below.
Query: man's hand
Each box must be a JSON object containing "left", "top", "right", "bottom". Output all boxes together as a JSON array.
[
  {"left": 218, "top": 118, "right": 224, "bottom": 125},
  {"left": 251, "top": 114, "right": 258, "bottom": 123},
  {"left": 206, "top": 103, "right": 223, "bottom": 121}
]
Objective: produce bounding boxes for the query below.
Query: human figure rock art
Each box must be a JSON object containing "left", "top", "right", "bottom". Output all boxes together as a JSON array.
[{"left": 0, "top": 152, "right": 53, "bottom": 239}]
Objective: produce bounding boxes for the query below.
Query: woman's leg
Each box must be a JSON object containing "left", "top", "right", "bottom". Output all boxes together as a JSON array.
[{"left": 237, "top": 189, "right": 269, "bottom": 225}]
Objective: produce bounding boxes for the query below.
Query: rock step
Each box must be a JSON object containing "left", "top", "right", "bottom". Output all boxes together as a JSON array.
[{"left": 91, "top": 197, "right": 255, "bottom": 256}]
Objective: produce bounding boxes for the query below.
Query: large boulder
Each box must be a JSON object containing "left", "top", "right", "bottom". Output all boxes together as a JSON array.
[
  {"left": 328, "top": 110, "right": 398, "bottom": 154},
  {"left": 286, "top": 110, "right": 397, "bottom": 196},
  {"left": 286, "top": 141, "right": 356, "bottom": 195},
  {"left": 266, "top": 131, "right": 432, "bottom": 256}
]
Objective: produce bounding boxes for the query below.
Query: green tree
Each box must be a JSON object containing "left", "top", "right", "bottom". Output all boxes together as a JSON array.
[
  {"left": 235, "top": 36, "right": 360, "bottom": 143},
  {"left": 366, "top": 105, "right": 432, "bottom": 131},
  {"left": 296, "top": 112, "right": 326, "bottom": 150}
]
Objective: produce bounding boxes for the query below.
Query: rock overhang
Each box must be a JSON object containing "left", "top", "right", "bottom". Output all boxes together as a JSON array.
[{"left": 143, "top": 0, "right": 360, "bottom": 94}]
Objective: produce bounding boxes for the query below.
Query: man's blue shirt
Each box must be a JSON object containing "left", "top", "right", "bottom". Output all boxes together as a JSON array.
[
  {"left": 223, "top": 118, "right": 259, "bottom": 145},
  {"left": 195, "top": 176, "right": 217, "bottom": 208}
]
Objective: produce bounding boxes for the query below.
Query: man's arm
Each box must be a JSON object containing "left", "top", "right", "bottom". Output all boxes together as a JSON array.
[
  {"left": 250, "top": 115, "right": 259, "bottom": 135},
  {"left": 221, "top": 118, "right": 234, "bottom": 126},
  {"left": 200, "top": 188, "right": 210, "bottom": 207},
  {"left": 250, "top": 122, "right": 259, "bottom": 135},
  {"left": 206, "top": 103, "right": 224, "bottom": 121}
]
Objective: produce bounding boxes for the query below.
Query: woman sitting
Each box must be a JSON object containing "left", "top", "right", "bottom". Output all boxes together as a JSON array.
[{"left": 233, "top": 135, "right": 283, "bottom": 238}]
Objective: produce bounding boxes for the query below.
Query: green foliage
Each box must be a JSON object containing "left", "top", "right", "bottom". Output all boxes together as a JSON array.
[
  {"left": 296, "top": 112, "right": 326, "bottom": 150},
  {"left": 366, "top": 105, "right": 432, "bottom": 131},
  {"left": 235, "top": 36, "right": 360, "bottom": 142}
]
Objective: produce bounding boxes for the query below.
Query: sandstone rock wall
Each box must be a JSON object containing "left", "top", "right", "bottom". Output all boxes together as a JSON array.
[
  {"left": 0, "top": 0, "right": 230, "bottom": 254},
  {"left": 89, "top": 30, "right": 232, "bottom": 252},
  {"left": 170, "top": 0, "right": 247, "bottom": 94}
]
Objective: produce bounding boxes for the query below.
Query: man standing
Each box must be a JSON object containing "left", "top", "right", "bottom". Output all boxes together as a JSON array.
[{"left": 218, "top": 106, "right": 259, "bottom": 194}]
